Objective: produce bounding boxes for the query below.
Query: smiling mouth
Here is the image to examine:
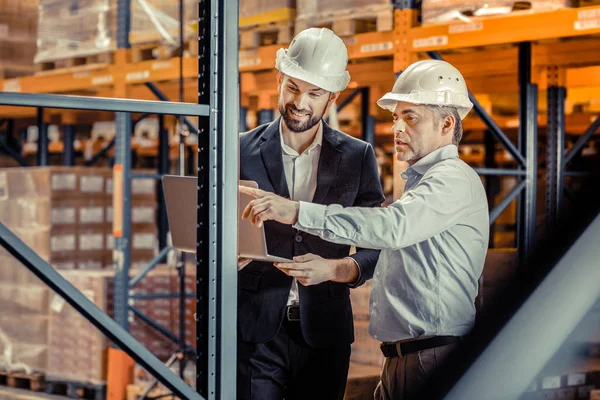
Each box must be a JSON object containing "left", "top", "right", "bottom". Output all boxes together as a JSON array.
[{"left": 289, "top": 108, "right": 309, "bottom": 118}]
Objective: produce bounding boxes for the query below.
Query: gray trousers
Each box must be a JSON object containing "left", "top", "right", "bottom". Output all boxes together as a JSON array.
[{"left": 374, "top": 342, "right": 457, "bottom": 400}]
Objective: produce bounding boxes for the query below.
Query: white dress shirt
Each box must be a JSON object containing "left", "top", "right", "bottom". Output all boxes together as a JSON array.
[
  {"left": 294, "top": 144, "right": 490, "bottom": 341},
  {"left": 280, "top": 119, "right": 323, "bottom": 306}
]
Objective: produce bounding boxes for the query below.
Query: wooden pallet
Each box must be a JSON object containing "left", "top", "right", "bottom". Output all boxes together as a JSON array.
[
  {"left": 130, "top": 36, "right": 198, "bottom": 63},
  {"left": 239, "top": 20, "right": 294, "bottom": 49},
  {"left": 44, "top": 379, "right": 105, "bottom": 400},
  {"left": 35, "top": 53, "right": 113, "bottom": 76},
  {"left": 0, "top": 370, "right": 45, "bottom": 392},
  {"left": 0, "top": 63, "right": 37, "bottom": 80},
  {"left": 295, "top": 4, "right": 393, "bottom": 37}
]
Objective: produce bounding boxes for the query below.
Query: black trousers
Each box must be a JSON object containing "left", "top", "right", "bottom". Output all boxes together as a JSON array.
[{"left": 237, "top": 318, "right": 351, "bottom": 400}]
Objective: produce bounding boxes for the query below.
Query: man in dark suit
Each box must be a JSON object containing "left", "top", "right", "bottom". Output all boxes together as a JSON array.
[{"left": 237, "top": 27, "right": 385, "bottom": 400}]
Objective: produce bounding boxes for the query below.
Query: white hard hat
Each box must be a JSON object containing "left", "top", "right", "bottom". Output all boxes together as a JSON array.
[
  {"left": 275, "top": 28, "right": 351, "bottom": 93},
  {"left": 377, "top": 59, "right": 473, "bottom": 119}
]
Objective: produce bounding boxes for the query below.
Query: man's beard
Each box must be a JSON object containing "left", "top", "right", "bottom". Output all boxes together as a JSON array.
[{"left": 279, "top": 104, "right": 323, "bottom": 133}]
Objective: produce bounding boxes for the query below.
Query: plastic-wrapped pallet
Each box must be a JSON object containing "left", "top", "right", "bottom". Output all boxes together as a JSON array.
[
  {"left": 295, "top": 0, "right": 393, "bottom": 36},
  {"left": 34, "top": 0, "right": 115, "bottom": 64},
  {"left": 421, "top": 0, "right": 572, "bottom": 25},
  {"left": 239, "top": 0, "right": 295, "bottom": 19},
  {"left": 0, "top": 0, "right": 39, "bottom": 78},
  {"left": 130, "top": 0, "right": 198, "bottom": 45},
  {"left": 0, "top": 251, "right": 50, "bottom": 374},
  {"left": 34, "top": 0, "right": 197, "bottom": 64}
]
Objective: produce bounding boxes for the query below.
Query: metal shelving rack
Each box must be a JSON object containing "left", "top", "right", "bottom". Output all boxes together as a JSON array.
[{"left": 0, "top": 0, "right": 239, "bottom": 398}]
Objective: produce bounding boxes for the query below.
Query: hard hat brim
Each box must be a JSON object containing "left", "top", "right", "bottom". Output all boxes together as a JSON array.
[
  {"left": 377, "top": 92, "right": 473, "bottom": 120},
  {"left": 276, "top": 49, "right": 350, "bottom": 93}
]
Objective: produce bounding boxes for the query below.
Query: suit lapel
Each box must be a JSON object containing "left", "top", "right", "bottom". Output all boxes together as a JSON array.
[
  {"left": 313, "top": 123, "right": 342, "bottom": 204},
  {"left": 259, "top": 118, "right": 290, "bottom": 198}
]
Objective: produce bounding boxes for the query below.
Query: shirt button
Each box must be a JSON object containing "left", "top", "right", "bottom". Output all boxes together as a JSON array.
[{"left": 295, "top": 234, "right": 303, "bottom": 243}]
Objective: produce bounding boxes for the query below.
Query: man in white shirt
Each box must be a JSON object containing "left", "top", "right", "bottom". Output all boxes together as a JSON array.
[
  {"left": 240, "top": 59, "right": 490, "bottom": 400},
  {"left": 237, "top": 28, "right": 385, "bottom": 400}
]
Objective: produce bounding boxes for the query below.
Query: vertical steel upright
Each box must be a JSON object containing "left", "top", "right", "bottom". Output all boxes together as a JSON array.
[
  {"left": 546, "top": 80, "right": 566, "bottom": 233},
  {"left": 517, "top": 42, "right": 538, "bottom": 264},
  {"left": 113, "top": 0, "right": 133, "bottom": 331},
  {"left": 197, "top": 0, "right": 239, "bottom": 398},
  {"left": 37, "top": 108, "right": 49, "bottom": 166},
  {"left": 62, "top": 124, "right": 76, "bottom": 166},
  {"left": 157, "top": 114, "right": 169, "bottom": 250},
  {"left": 360, "top": 87, "right": 375, "bottom": 147}
]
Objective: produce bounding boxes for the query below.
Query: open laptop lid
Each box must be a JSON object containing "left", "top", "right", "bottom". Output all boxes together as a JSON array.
[
  {"left": 238, "top": 180, "right": 293, "bottom": 263},
  {"left": 162, "top": 175, "right": 197, "bottom": 253}
]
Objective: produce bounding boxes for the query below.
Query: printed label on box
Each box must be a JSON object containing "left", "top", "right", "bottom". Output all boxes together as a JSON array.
[
  {"left": 51, "top": 295, "right": 66, "bottom": 313},
  {"left": 541, "top": 376, "right": 562, "bottom": 390},
  {"left": 51, "top": 234, "right": 76, "bottom": 252},
  {"left": 80, "top": 207, "right": 104, "bottom": 224},
  {"left": 80, "top": 176, "right": 104, "bottom": 193},
  {"left": 0, "top": 24, "right": 9, "bottom": 37},
  {"left": 2, "top": 79, "right": 20, "bottom": 92},
  {"left": 413, "top": 36, "right": 448, "bottom": 49},
  {"left": 79, "top": 260, "right": 103, "bottom": 270},
  {"left": 53, "top": 261, "right": 76, "bottom": 270},
  {"left": 51, "top": 173, "right": 77, "bottom": 191},
  {"left": 106, "top": 178, "right": 113, "bottom": 195},
  {"left": 132, "top": 206, "right": 155, "bottom": 224},
  {"left": 567, "top": 373, "right": 585, "bottom": 386},
  {"left": 106, "top": 234, "right": 114, "bottom": 250},
  {"left": 80, "top": 233, "right": 104, "bottom": 251},
  {"left": 0, "top": 172, "right": 7, "bottom": 200},
  {"left": 449, "top": 22, "right": 483, "bottom": 34},
  {"left": 360, "top": 42, "right": 393, "bottom": 54},
  {"left": 132, "top": 179, "right": 155, "bottom": 195},
  {"left": 133, "top": 233, "right": 155, "bottom": 250},
  {"left": 52, "top": 207, "right": 76, "bottom": 224}
]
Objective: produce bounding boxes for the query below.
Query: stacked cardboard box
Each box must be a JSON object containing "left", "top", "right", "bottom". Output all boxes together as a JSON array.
[
  {"left": 0, "top": 252, "right": 49, "bottom": 373},
  {"left": 239, "top": 0, "right": 296, "bottom": 19},
  {"left": 0, "top": 0, "right": 38, "bottom": 78},
  {"left": 47, "top": 265, "right": 195, "bottom": 383}
]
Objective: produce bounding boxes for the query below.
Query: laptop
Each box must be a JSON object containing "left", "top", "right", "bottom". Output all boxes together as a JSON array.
[{"left": 162, "top": 175, "right": 293, "bottom": 263}]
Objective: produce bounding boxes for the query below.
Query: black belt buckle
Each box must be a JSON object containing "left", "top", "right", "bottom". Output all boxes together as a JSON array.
[{"left": 286, "top": 305, "right": 300, "bottom": 322}]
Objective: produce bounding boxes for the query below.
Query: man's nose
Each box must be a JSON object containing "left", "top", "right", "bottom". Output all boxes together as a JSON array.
[
  {"left": 392, "top": 118, "right": 406, "bottom": 133},
  {"left": 295, "top": 94, "right": 309, "bottom": 110}
]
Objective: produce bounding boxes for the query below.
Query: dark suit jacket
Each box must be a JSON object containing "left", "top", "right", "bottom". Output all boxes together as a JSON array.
[{"left": 239, "top": 118, "right": 385, "bottom": 348}]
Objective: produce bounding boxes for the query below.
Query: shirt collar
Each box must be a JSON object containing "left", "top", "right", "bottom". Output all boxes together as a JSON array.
[
  {"left": 279, "top": 119, "right": 323, "bottom": 157},
  {"left": 401, "top": 144, "right": 459, "bottom": 180}
]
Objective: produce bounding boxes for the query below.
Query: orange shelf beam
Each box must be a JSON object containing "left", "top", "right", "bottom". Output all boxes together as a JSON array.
[{"left": 407, "top": 6, "right": 600, "bottom": 52}]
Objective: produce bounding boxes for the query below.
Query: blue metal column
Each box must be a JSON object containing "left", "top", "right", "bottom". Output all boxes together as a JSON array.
[
  {"left": 546, "top": 80, "right": 566, "bottom": 233},
  {"left": 197, "top": 0, "right": 239, "bottom": 397},
  {"left": 240, "top": 106, "right": 248, "bottom": 132},
  {"left": 360, "top": 87, "right": 375, "bottom": 147},
  {"left": 37, "top": 108, "right": 49, "bottom": 166},
  {"left": 517, "top": 42, "right": 538, "bottom": 265},
  {"left": 62, "top": 124, "right": 76, "bottom": 166},
  {"left": 484, "top": 130, "right": 498, "bottom": 248},
  {"left": 258, "top": 109, "right": 274, "bottom": 125},
  {"left": 157, "top": 114, "right": 169, "bottom": 250},
  {"left": 113, "top": 0, "right": 132, "bottom": 331}
]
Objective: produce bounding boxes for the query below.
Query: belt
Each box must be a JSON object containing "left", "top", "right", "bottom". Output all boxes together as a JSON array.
[
  {"left": 380, "top": 336, "right": 461, "bottom": 358},
  {"left": 285, "top": 305, "right": 300, "bottom": 322}
]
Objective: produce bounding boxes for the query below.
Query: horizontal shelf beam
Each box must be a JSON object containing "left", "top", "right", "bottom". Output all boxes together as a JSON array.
[
  {"left": 0, "top": 92, "right": 208, "bottom": 116},
  {"left": 408, "top": 6, "right": 600, "bottom": 52}
]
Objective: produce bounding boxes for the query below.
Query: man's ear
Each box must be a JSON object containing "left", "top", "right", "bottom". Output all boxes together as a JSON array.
[
  {"left": 327, "top": 92, "right": 341, "bottom": 108},
  {"left": 442, "top": 115, "right": 456, "bottom": 136}
]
